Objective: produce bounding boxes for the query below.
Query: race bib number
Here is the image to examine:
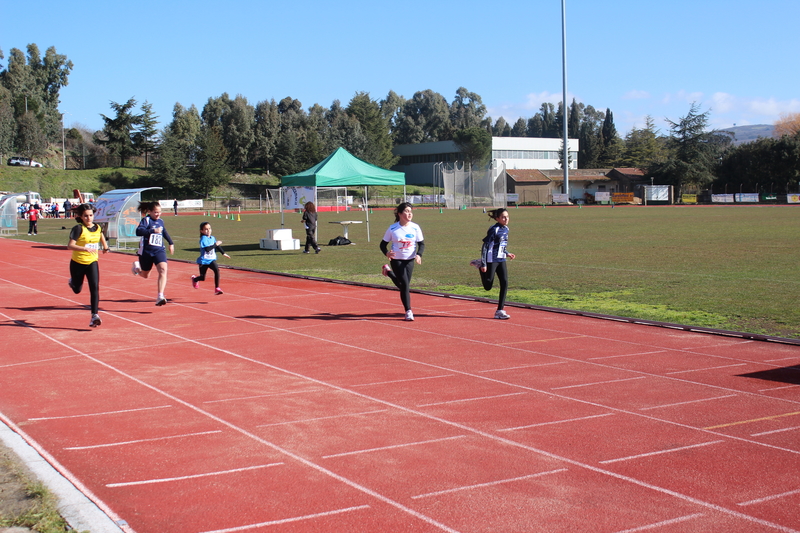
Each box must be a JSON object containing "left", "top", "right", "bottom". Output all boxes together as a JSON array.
[
  {"left": 202, "top": 250, "right": 215, "bottom": 261},
  {"left": 149, "top": 233, "right": 163, "bottom": 247},
  {"left": 85, "top": 242, "right": 99, "bottom": 252},
  {"left": 496, "top": 243, "right": 507, "bottom": 259}
]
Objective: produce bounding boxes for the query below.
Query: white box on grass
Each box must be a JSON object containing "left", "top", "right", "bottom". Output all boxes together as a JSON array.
[
  {"left": 268, "top": 228, "right": 293, "bottom": 240},
  {"left": 260, "top": 238, "right": 300, "bottom": 250}
]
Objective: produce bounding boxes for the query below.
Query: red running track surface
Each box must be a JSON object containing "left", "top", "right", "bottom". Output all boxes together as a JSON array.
[{"left": 1, "top": 238, "right": 799, "bottom": 533}]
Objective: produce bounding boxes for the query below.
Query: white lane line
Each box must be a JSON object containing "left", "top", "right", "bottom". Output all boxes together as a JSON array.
[
  {"left": 497, "top": 413, "right": 615, "bottom": 432},
  {"left": 738, "top": 488, "right": 800, "bottom": 506},
  {"left": 64, "top": 430, "right": 224, "bottom": 450},
  {"left": 478, "top": 361, "right": 569, "bottom": 373},
  {"left": 551, "top": 376, "right": 647, "bottom": 390},
  {"left": 106, "top": 463, "right": 283, "bottom": 488},
  {"left": 599, "top": 441, "right": 725, "bottom": 465},
  {"left": 751, "top": 425, "right": 800, "bottom": 437},
  {"left": 0, "top": 355, "right": 81, "bottom": 368},
  {"left": 588, "top": 350, "right": 668, "bottom": 361},
  {"left": 29, "top": 405, "right": 173, "bottom": 421},
  {"left": 256, "top": 410, "right": 388, "bottom": 428},
  {"left": 638, "top": 394, "right": 738, "bottom": 411},
  {"left": 198, "top": 505, "right": 371, "bottom": 533},
  {"left": 322, "top": 435, "right": 466, "bottom": 459},
  {"left": 417, "top": 391, "right": 528, "bottom": 408},
  {"left": 759, "top": 385, "right": 799, "bottom": 392},
  {"left": 665, "top": 363, "right": 748, "bottom": 375},
  {"left": 612, "top": 513, "right": 705, "bottom": 532},
  {"left": 350, "top": 374, "right": 455, "bottom": 387},
  {"left": 203, "top": 389, "right": 325, "bottom": 404},
  {"left": 411, "top": 469, "right": 568, "bottom": 499}
]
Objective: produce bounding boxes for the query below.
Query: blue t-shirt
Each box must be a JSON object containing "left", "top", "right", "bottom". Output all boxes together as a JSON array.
[
  {"left": 481, "top": 223, "right": 509, "bottom": 264},
  {"left": 197, "top": 235, "right": 219, "bottom": 265},
  {"left": 136, "top": 217, "right": 173, "bottom": 257}
]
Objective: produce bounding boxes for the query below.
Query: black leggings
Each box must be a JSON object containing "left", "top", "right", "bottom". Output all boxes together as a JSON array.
[
  {"left": 196, "top": 261, "right": 220, "bottom": 287},
  {"left": 480, "top": 261, "right": 508, "bottom": 310},
  {"left": 304, "top": 229, "right": 318, "bottom": 252},
  {"left": 388, "top": 259, "right": 415, "bottom": 311},
  {"left": 69, "top": 260, "right": 100, "bottom": 314}
]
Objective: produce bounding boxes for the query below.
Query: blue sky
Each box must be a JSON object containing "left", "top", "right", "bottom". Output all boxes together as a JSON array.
[{"left": 5, "top": 0, "right": 799, "bottom": 138}]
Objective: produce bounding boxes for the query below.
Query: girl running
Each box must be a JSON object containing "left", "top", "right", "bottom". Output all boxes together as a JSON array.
[
  {"left": 301, "top": 201, "right": 321, "bottom": 254},
  {"left": 192, "top": 222, "right": 230, "bottom": 294},
  {"left": 472, "top": 208, "right": 515, "bottom": 319},
  {"left": 67, "top": 203, "right": 109, "bottom": 327},
  {"left": 132, "top": 201, "right": 174, "bottom": 306},
  {"left": 379, "top": 202, "right": 425, "bottom": 321}
]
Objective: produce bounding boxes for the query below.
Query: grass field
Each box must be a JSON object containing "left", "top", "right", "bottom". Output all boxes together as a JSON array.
[{"left": 7, "top": 204, "right": 800, "bottom": 339}]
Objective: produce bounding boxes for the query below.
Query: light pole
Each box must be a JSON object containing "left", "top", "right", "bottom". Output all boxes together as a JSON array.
[
  {"left": 561, "top": 0, "right": 569, "bottom": 200},
  {"left": 61, "top": 112, "right": 71, "bottom": 170}
]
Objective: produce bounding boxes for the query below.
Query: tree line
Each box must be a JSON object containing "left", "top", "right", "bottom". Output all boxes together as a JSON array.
[{"left": 2, "top": 43, "right": 799, "bottom": 198}]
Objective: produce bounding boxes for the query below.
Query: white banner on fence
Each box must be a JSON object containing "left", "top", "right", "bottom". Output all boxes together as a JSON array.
[
  {"left": 646, "top": 185, "right": 670, "bottom": 201},
  {"left": 595, "top": 192, "right": 611, "bottom": 202},
  {"left": 283, "top": 187, "right": 315, "bottom": 210},
  {"left": 712, "top": 194, "right": 735, "bottom": 203},
  {"left": 735, "top": 193, "right": 759, "bottom": 203},
  {"left": 552, "top": 193, "right": 569, "bottom": 204},
  {"left": 788, "top": 194, "right": 800, "bottom": 204}
]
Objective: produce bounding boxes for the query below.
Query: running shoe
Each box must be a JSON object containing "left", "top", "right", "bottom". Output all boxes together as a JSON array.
[
  {"left": 494, "top": 309, "right": 510, "bottom": 320},
  {"left": 155, "top": 297, "right": 167, "bottom": 306},
  {"left": 131, "top": 261, "right": 141, "bottom": 276},
  {"left": 405, "top": 310, "right": 414, "bottom": 321},
  {"left": 89, "top": 313, "right": 102, "bottom": 327},
  {"left": 191, "top": 275, "right": 199, "bottom": 289},
  {"left": 315, "top": 248, "right": 322, "bottom": 254},
  {"left": 469, "top": 259, "right": 482, "bottom": 269},
  {"left": 215, "top": 287, "right": 224, "bottom": 295},
  {"left": 302, "top": 250, "right": 310, "bottom": 254},
  {"left": 382, "top": 264, "right": 391, "bottom": 277}
]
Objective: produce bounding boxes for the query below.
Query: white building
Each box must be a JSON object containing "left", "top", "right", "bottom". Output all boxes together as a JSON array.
[{"left": 392, "top": 136, "right": 579, "bottom": 186}]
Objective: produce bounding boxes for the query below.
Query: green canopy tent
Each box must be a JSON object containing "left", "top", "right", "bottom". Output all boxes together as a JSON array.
[{"left": 281, "top": 147, "right": 406, "bottom": 242}]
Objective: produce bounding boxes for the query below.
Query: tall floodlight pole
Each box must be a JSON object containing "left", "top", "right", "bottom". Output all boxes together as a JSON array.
[{"left": 561, "top": 0, "right": 569, "bottom": 200}]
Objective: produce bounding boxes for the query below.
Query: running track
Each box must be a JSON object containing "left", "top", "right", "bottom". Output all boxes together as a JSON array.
[{"left": 1, "top": 238, "right": 799, "bottom": 533}]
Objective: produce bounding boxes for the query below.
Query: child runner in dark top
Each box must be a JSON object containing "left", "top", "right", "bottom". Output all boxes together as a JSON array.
[
  {"left": 67, "top": 203, "right": 110, "bottom": 327},
  {"left": 301, "top": 201, "right": 321, "bottom": 254},
  {"left": 471, "top": 208, "right": 516, "bottom": 319},
  {"left": 132, "top": 201, "right": 174, "bottom": 306},
  {"left": 192, "top": 221, "right": 230, "bottom": 294},
  {"left": 380, "top": 202, "right": 425, "bottom": 321}
]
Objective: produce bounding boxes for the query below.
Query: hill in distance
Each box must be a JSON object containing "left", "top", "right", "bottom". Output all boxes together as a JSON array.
[{"left": 720, "top": 124, "right": 775, "bottom": 145}]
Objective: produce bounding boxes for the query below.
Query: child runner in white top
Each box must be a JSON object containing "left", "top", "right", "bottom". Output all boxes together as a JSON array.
[{"left": 380, "top": 202, "right": 425, "bottom": 321}]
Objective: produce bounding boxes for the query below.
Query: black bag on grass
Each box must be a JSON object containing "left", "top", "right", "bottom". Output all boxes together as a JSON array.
[{"left": 328, "top": 236, "right": 352, "bottom": 246}]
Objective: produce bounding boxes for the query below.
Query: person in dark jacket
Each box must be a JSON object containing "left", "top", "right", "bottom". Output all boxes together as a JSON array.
[{"left": 301, "top": 201, "right": 321, "bottom": 254}]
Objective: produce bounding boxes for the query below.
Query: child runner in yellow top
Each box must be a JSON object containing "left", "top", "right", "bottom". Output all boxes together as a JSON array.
[{"left": 67, "top": 203, "right": 109, "bottom": 327}]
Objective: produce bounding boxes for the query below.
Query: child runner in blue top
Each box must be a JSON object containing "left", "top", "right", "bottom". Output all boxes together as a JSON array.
[
  {"left": 380, "top": 202, "right": 425, "bottom": 321},
  {"left": 471, "top": 208, "right": 516, "bottom": 319},
  {"left": 132, "top": 201, "right": 174, "bottom": 306},
  {"left": 192, "top": 221, "right": 230, "bottom": 294}
]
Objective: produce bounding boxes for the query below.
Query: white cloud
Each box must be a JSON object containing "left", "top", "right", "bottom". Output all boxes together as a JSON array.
[
  {"left": 710, "top": 92, "right": 736, "bottom": 113},
  {"left": 622, "top": 90, "right": 650, "bottom": 100},
  {"left": 747, "top": 97, "right": 800, "bottom": 116}
]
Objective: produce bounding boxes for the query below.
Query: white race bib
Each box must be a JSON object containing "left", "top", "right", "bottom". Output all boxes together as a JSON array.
[{"left": 149, "top": 233, "right": 163, "bottom": 247}]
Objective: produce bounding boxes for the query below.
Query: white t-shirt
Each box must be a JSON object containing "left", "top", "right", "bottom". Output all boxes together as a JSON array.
[{"left": 383, "top": 221, "right": 424, "bottom": 260}]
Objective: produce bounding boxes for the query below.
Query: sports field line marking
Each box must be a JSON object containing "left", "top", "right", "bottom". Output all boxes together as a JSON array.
[
  {"left": 738, "top": 488, "right": 800, "bottom": 507},
  {"left": 417, "top": 391, "right": 528, "bottom": 408},
  {"left": 203, "top": 388, "right": 326, "bottom": 404},
  {"left": 197, "top": 505, "right": 371, "bottom": 533},
  {"left": 256, "top": 409, "right": 389, "bottom": 428},
  {"left": 500, "top": 335, "right": 583, "bottom": 345},
  {"left": 704, "top": 411, "right": 800, "bottom": 430},
  {"left": 478, "top": 361, "right": 570, "bottom": 373},
  {"left": 321, "top": 435, "right": 467, "bottom": 459},
  {"left": 105, "top": 463, "right": 284, "bottom": 488},
  {"left": 350, "top": 374, "right": 455, "bottom": 387},
  {"left": 28, "top": 405, "right": 173, "bottom": 421},
  {"left": 765, "top": 357, "right": 800, "bottom": 363},
  {"left": 0, "top": 354, "right": 81, "bottom": 368},
  {"left": 759, "top": 385, "right": 800, "bottom": 392},
  {"left": 638, "top": 394, "right": 739, "bottom": 411},
  {"left": 551, "top": 376, "right": 647, "bottom": 390},
  {"left": 751, "top": 425, "right": 800, "bottom": 437},
  {"left": 666, "top": 363, "right": 748, "bottom": 375},
  {"left": 599, "top": 440, "right": 725, "bottom": 465},
  {"left": 612, "top": 513, "right": 705, "bottom": 533},
  {"left": 3, "top": 272, "right": 800, "bottom": 532},
  {"left": 411, "top": 468, "right": 568, "bottom": 499},
  {"left": 588, "top": 350, "right": 669, "bottom": 361},
  {"left": 497, "top": 413, "right": 616, "bottom": 432},
  {"left": 64, "top": 430, "right": 224, "bottom": 450}
]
